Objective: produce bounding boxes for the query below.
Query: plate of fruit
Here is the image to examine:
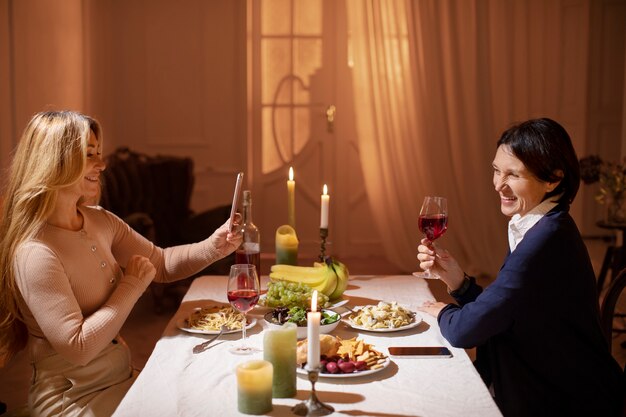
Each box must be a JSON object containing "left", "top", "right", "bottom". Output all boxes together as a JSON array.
[
  {"left": 296, "top": 355, "right": 391, "bottom": 379},
  {"left": 258, "top": 259, "right": 350, "bottom": 311},
  {"left": 296, "top": 335, "right": 390, "bottom": 378},
  {"left": 256, "top": 280, "right": 348, "bottom": 312},
  {"left": 264, "top": 307, "right": 340, "bottom": 339}
]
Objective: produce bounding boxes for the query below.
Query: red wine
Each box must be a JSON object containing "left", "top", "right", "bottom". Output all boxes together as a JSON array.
[
  {"left": 235, "top": 249, "right": 261, "bottom": 275},
  {"left": 228, "top": 289, "right": 260, "bottom": 313},
  {"left": 419, "top": 214, "right": 448, "bottom": 241}
]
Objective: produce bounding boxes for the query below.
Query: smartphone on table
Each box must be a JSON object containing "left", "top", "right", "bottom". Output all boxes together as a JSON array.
[
  {"left": 228, "top": 172, "right": 244, "bottom": 233},
  {"left": 388, "top": 346, "right": 453, "bottom": 358}
]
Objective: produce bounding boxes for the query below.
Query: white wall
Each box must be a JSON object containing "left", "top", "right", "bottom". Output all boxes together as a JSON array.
[
  {"left": 580, "top": 0, "right": 626, "bottom": 235},
  {"left": 0, "top": 0, "right": 624, "bottom": 242},
  {"left": 0, "top": 0, "right": 247, "bottom": 214}
]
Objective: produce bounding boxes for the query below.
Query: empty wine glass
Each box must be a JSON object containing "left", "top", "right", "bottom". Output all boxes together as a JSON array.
[
  {"left": 227, "top": 264, "right": 260, "bottom": 354},
  {"left": 413, "top": 196, "right": 448, "bottom": 279}
]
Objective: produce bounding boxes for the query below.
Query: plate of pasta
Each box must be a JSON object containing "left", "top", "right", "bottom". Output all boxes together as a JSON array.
[
  {"left": 177, "top": 305, "right": 257, "bottom": 335},
  {"left": 343, "top": 301, "right": 422, "bottom": 332}
]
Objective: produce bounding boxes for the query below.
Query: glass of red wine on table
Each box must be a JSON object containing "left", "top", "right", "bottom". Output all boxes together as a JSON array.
[
  {"left": 227, "top": 264, "right": 261, "bottom": 354},
  {"left": 413, "top": 196, "right": 448, "bottom": 279}
]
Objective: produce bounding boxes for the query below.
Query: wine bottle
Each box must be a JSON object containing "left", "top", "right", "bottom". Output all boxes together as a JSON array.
[{"left": 235, "top": 190, "right": 261, "bottom": 275}]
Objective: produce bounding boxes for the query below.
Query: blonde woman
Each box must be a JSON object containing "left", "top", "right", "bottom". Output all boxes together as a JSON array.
[{"left": 0, "top": 111, "right": 242, "bottom": 416}]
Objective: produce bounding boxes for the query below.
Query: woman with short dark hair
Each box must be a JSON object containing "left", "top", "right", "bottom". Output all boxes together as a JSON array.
[{"left": 418, "top": 118, "right": 624, "bottom": 416}]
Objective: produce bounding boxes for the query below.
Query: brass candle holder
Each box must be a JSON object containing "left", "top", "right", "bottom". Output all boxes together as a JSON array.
[
  {"left": 291, "top": 366, "right": 334, "bottom": 416},
  {"left": 318, "top": 228, "right": 328, "bottom": 262}
]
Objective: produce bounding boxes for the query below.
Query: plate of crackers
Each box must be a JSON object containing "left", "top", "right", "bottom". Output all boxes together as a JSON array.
[{"left": 296, "top": 335, "right": 390, "bottom": 378}]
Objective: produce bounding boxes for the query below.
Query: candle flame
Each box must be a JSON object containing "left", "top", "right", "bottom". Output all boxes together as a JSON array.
[
  {"left": 289, "top": 167, "right": 294, "bottom": 181},
  {"left": 323, "top": 184, "right": 328, "bottom": 195},
  {"left": 311, "top": 290, "right": 318, "bottom": 312}
]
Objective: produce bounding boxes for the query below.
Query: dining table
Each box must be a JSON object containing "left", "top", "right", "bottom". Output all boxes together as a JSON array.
[{"left": 113, "top": 274, "right": 502, "bottom": 417}]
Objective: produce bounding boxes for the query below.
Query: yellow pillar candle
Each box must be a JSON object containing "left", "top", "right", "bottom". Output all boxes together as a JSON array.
[
  {"left": 263, "top": 322, "right": 297, "bottom": 398},
  {"left": 287, "top": 167, "right": 295, "bottom": 228},
  {"left": 236, "top": 360, "right": 273, "bottom": 415},
  {"left": 275, "top": 225, "right": 299, "bottom": 265}
]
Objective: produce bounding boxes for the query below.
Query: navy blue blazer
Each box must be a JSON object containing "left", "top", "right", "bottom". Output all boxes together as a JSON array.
[{"left": 438, "top": 204, "right": 624, "bottom": 416}]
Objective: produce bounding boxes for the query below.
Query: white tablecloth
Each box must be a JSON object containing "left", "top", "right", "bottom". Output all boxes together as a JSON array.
[{"left": 113, "top": 275, "right": 502, "bottom": 417}]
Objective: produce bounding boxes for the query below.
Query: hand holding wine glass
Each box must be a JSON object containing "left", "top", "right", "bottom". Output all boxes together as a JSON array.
[
  {"left": 227, "top": 264, "right": 260, "bottom": 354},
  {"left": 413, "top": 196, "right": 448, "bottom": 279}
]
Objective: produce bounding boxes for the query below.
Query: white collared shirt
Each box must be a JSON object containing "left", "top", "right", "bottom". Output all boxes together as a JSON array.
[{"left": 508, "top": 197, "right": 560, "bottom": 252}]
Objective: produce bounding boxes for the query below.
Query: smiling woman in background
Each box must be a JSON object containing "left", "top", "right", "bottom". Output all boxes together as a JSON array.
[
  {"left": 417, "top": 118, "right": 624, "bottom": 416},
  {"left": 0, "top": 111, "right": 242, "bottom": 416}
]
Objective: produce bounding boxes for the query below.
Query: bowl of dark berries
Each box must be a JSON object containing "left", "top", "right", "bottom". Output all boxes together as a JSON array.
[{"left": 264, "top": 306, "right": 340, "bottom": 339}]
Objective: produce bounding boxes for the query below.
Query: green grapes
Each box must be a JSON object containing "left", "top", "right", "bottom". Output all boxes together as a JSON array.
[{"left": 264, "top": 281, "right": 329, "bottom": 309}]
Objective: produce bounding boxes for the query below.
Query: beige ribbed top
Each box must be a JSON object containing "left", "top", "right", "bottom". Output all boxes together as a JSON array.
[{"left": 15, "top": 205, "right": 224, "bottom": 365}]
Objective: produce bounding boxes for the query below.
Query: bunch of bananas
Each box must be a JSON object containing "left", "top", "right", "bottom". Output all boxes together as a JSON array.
[{"left": 269, "top": 258, "right": 349, "bottom": 300}]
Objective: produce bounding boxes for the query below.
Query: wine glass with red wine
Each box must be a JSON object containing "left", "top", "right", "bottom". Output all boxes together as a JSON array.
[
  {"left": 413, "top": 196, "right": 448, "bottom": 279},
  {"left": 227, "top": 264, "right": 260, "bottom": 354}
]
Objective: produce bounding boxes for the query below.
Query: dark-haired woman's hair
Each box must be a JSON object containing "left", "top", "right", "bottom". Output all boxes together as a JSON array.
[{"left": 497, "top": 117, "right": 580, "bottom": 205}]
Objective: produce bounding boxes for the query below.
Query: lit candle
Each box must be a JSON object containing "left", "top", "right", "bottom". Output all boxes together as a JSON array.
[
  {"left": 236, "top": 360, "right": 273, "bottom": 414},
  {"left": 320, "top": 184, "right": 329, "bottom": 229},
  {"left": 275, "top": 225, "right": 299, "bottom": 266},
  {"left": 263, "top": 322, "right": 297, "bottom": 398},
  {"left": 287, "top": 167, "right": 295, "bottom": 228},
  {"left": 307, "top": 290, "right": 321, "bottom": 370}
]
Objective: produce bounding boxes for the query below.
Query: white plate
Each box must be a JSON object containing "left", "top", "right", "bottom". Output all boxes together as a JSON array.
[
  {"left": 343, "top": 311, "right": 423, "bottom": 333},
  {"left": 256, "top": 295, "right": 349, "bottom": 311},
  {"left": 263, "top": 310, "right": 340, "bottom": 339},
  {"left": 176, "top": 317, "right": 257, "bottom": 335},
  {"left": 297, "top": 357, "right": 391, "bottom": 379}
]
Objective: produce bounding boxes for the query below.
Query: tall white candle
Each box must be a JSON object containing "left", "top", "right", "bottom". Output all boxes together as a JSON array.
[
  {"left": 307, "top": 290, "right": 321, "bottom": 370},
  {"left": 320, "top": 184, "right": 329, "bottom": 229},
  {"left": 287, "top": 167, "right": 295, "bottom": 228}
]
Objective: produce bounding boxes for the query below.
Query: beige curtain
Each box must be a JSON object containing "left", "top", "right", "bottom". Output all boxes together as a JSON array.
[{"left": 347, "top": 0, "right": 583, "bottom": 276}]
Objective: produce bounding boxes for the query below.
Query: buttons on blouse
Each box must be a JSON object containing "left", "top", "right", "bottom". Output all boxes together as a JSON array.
[{"left": 87, "top": 242, "right": 112, "bottom": 284}]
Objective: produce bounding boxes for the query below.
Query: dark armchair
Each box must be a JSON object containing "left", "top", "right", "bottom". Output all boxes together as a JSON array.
[{"left": 99, "top": 147, "right": 234, "bottom": 312}]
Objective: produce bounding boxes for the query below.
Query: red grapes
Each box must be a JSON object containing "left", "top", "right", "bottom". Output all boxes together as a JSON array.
[{"left": 318, "top": 355, "right": 368, "bottom": 374}]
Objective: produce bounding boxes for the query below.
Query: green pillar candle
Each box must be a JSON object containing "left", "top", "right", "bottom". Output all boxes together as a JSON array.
[
  {"left": 275, "top": 225, "right": 299, "bottom": 265},
  {"left": 263, "top": 322, "right": 297, "bottom": 398},
  {"left": 236, "top": 360, "right": 273, "bottom": 415}
]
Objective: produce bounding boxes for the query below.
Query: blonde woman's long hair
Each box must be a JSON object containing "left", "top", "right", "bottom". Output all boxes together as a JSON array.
[{"left": 0, "top": 110, "right": 102, "bottom": 363}]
